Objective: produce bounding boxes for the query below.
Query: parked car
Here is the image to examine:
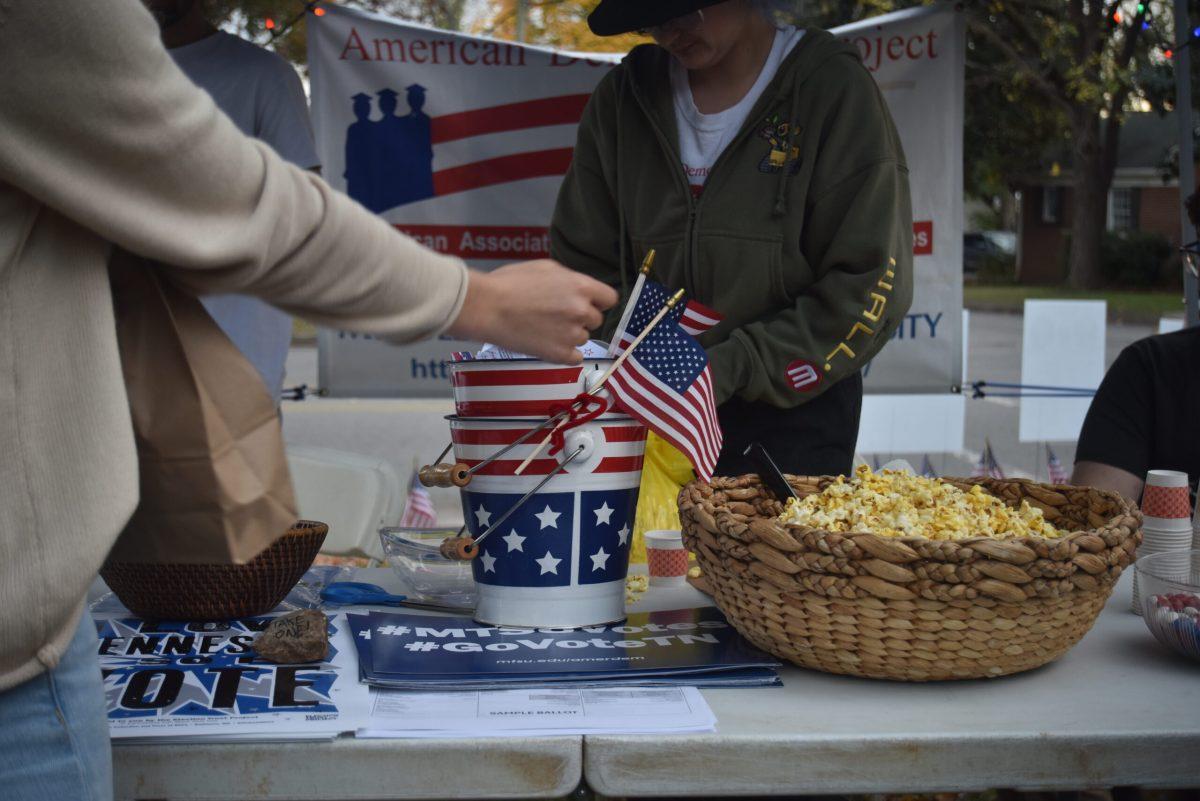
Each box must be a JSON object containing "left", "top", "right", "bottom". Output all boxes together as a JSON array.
[{"left": 964, "top": 230, "right": 1016, "bottom": 277}]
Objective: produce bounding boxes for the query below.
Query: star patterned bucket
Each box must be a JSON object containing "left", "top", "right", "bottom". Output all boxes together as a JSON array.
[{"left": 448, "top": 414, "right": 646, "bottom": 628}]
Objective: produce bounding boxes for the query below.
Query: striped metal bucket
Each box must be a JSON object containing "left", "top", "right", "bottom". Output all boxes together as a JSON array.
[
  {"left": 450, "top": 358, "right": 623, "bottom": 419},
  {"left": 448, "top": 414, "right": 646, "bottom": 627}
]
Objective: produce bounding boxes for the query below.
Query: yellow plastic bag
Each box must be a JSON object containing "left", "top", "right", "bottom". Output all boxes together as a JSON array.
[{"left": 630, "top": 432, "right": 696, "bottom": 564}]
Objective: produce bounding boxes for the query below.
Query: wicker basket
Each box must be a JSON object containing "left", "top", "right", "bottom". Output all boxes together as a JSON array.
[
  {"left": 99, "top": 521, "right": 328, "bottom": 620},
  {"left": 679, "top": 476, "right": 1142, "bottom": 681}
]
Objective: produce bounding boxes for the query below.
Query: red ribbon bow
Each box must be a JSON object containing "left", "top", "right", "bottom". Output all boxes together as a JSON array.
[{"left": 546, "top": 392, "right": 609, "bottom": 456}]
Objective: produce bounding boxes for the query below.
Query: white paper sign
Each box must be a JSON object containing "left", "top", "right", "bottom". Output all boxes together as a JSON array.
[
  {"left": 1019, "top": 300, "right": 1106, "bottom": 442},
  {"left": 359, "top": 686, "right": 716, "bottom": 738},
  {"left": 841, "top": 5, "right": 966, "bottom": 394}
]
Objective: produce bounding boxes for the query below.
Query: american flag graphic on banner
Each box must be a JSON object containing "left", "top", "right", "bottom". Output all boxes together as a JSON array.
[
  {"left": 1046, "top": 445, "right": 1069, "bottom": 484},
  {"left": 606, "top": 280, "right": 723, "bottom": 481},
  {"left": 398, "top": 472, "right": 437, "bottom": 528}
]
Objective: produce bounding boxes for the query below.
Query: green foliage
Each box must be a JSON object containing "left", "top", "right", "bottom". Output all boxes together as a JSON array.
[
  {"left": 203, "top": 0, "right": 470, "bottom": 66},
  {"left": 1100, "top": 229, "right": 1173, "bottom": 287}
]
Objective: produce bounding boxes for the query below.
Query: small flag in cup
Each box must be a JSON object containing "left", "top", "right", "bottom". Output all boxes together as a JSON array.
[
  {"left": 1046, "top": 445, "right": 1069, "bottom": 484},
  {"left": 398, "top": 472, "right": 437, "bottom": 528}
]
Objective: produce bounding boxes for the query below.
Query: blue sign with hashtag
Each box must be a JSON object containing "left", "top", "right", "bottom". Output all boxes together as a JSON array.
[{"left": 345, "top": 608, "right": 782, "bottom": 689}]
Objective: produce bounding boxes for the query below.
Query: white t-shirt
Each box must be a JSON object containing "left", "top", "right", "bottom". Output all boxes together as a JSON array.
[
  {"left": 171, "top": 32, "right": 320, "bottom": 400},
  {"left": 671, "top": 26, "right": 805, "bottom": 196}
]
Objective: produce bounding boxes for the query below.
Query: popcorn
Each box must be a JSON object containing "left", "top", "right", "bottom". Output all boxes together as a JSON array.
[
  {"left": 777, "top": 465, "right": 1062, "bottom": 541},
  {"left": 624, "top": 574, "right": 649, "bottom": 604}
]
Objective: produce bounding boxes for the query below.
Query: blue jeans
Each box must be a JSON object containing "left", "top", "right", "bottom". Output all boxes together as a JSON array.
[{"left": 0, "top": 610, "right": 112, "bottom": 801}]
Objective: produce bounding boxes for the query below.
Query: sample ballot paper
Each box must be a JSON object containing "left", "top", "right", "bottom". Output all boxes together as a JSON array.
[{"left": 358, "top": 686, "right": 716, "bottom": 738}]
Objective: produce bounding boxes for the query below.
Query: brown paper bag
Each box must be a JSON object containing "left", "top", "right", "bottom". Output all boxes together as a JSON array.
[{"left": 105, "top": 251, "right": 297, "bottom": 565}]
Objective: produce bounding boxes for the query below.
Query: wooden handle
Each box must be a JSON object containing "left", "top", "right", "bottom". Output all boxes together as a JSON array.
[
  {"left": 451, "top": 463, "right": 472, "bottom": 487},
  {"left": 418, "top": 464, "right": 440, "bottom": 487},
  {"left": 439, "top": 536, "right": 478, "bottom": 561},
  {"left": 419, "top": 464, "right": 458, "bottom": 488}
]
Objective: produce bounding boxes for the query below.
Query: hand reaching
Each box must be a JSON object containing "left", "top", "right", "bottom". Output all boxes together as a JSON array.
[{"left": 448, "top": 260, "right": 618, "bottom": 364}]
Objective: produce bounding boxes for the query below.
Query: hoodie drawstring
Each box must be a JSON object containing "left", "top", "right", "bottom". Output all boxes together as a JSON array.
[
  {"left": 772, "top": 78, "right": 802, "bottom": 217},
  {"left": 615, "top": 75, "right": 631, "bottom": 300}
]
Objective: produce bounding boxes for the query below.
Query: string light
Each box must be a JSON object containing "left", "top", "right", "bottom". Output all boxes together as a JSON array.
[
  {"left": 1166, "top": 48, "right": 1174, "bottom": 59},
  {"left": 1113, "top": 11, "right": 1122, "bottom": 23},
  {"left": 266, "top": 2, "right": 322, "bottom": 41}
]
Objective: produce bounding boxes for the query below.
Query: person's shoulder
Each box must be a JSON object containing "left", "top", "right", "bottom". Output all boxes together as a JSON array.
[
  {"left": 583, "top": 48, "right": 645, "bottom": 107},
  {"left": 1127, "top": 326, "right": 1200, "bottom": 365},
  {"left": 782, "top": 29, "right": 880, "bottom": 115},
  {"left": 213, "top": 32, "right": 299, "bottom": 79}
]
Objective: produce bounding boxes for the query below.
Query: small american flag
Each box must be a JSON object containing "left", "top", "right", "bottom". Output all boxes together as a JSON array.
[
  {"left": 971, "top": 440, "right": 1005, "bottom": 480},
  {"left": 617, "top": 299, "right": 721, "bottom": 350},
  {"left": 921, "top": 455, "right": 938, "bottom": 479},
  {"left": 1046, "top": 445, "right": 1069, "bottom": 484},
  {"left": 606, "top": 279, "right": 723, "bottom": 481},
  {"left": 970, "top": 449, "right": 988, "bottom": 479},
  {"left": 398, "top": 472, "right": 437, "bottom": 528}
]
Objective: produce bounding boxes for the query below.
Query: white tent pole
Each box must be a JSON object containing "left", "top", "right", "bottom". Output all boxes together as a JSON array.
[{"left": 516, "top": 0, "right": 528, "bottom": 42}]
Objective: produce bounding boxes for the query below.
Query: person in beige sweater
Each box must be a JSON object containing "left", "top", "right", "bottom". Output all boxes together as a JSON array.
[{"left": 0, "top": 1, "right": 616, "bottom": 796}]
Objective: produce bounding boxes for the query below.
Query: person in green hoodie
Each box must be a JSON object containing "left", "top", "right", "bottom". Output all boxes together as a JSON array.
[{"left": 551, "top": 0, "right": 913, "bottom": 477}]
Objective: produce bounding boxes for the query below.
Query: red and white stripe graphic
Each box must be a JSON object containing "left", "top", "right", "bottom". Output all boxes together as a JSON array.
[
  {"left": 451, "top": 421, "right": 647, "bottom": 477},
  {"left": 427, "top": 95, "right": 588, "bottom": 198},
  {"left": 451, "top": 362, "right": 623, "bottom": 418}
]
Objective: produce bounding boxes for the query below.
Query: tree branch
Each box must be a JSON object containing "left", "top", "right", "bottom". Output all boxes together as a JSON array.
[{"left": 968, "top": 15, "right": 1073, "bottom": 114}]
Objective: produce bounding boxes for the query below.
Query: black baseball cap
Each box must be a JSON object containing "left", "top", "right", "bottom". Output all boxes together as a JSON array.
[{"left": 587, "top": 0, "right": 729, "bottom": 36}]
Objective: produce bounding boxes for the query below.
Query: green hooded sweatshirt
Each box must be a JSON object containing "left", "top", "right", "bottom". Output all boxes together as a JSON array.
[{"left": 551, "top": 29, "right": 913, "bottom": 408}]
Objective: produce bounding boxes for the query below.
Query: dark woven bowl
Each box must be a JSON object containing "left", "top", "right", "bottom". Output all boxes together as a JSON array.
[{"left": 99, "top": 521, "right": 328, "bottom": 620}]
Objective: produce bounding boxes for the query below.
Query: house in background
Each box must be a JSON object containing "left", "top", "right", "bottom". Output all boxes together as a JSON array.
[{"left": 1017, "top": 113, "right": 1195, "bottom": 284}]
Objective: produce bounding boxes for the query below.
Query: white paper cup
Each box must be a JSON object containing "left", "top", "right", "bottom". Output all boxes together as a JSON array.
[
  {"left": 1146, "top": 469, "right": 1189, "bottom": 488},
  {"left": 1141, "top": 470, "right": 1192, "bottom": 528},
  {"left": 1143, "top": 515, "right": 1193, "bottom": 532},
  {"left": 645, "top": 529, "right": 688, "bottom": 586},
  {"left": 1140, "top": 531, "right": 1194, "bottom": 552}
]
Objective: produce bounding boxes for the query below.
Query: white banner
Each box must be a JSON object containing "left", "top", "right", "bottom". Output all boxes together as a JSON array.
[
  {"left": 835, "top": 5, "right": 965, "bottom": 394},
  {"left": 308, "top": 3, "right": 963, "bottom": 397}
]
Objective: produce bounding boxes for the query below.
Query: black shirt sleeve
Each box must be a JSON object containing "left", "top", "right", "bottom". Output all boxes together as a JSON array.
[{"left": 1074, "top": 343, "right": 1153, "bottom": 479}]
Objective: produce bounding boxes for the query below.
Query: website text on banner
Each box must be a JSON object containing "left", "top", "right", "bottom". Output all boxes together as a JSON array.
[{"left": 307, "top": 4, "right": 962, "bottom": 397}]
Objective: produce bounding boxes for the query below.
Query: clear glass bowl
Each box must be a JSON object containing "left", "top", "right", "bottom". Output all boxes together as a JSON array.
[
  {"left": 379, "top": 527, "right": 477, "bottom": 608},
  {"left": 1135, "top": 549, "right": 1200, "bottom": 664}
]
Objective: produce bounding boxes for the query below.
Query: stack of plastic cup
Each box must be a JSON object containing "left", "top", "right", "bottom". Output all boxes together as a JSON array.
[
  {"left": 1194, "top": 493, "right": 1200, "bottom": 550},
  {"left": 1132, "top": 469, "right": 1194, "bottom": 615}
]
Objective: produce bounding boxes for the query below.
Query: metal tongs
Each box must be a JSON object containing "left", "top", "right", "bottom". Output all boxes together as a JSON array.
[{"left": 743, "top": 442, "right": 799, "bottom": 502}]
